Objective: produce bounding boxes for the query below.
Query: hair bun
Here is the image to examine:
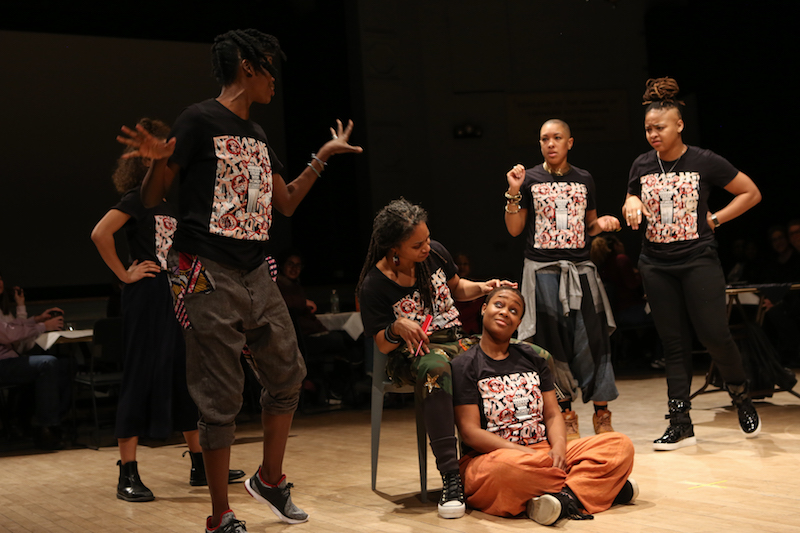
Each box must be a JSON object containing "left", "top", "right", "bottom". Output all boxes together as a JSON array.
[{"left": 642, "top": 77, "right": 684, "bottom": 106}]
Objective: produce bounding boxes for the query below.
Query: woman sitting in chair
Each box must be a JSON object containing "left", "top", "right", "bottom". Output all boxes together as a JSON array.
[
  {"left": 357, "top": 198, "right": 515, "bottom": 519},
  {"left": 452, "top": 286, "right": 636, "bottom": 525}
]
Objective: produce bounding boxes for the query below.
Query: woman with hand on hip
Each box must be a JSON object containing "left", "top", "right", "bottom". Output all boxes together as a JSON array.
[{"left": 622, "top": 77, "right": 762, "bottom": 450}]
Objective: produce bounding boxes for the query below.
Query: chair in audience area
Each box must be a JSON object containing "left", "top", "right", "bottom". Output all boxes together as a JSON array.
[
  {"left": 370, "top": 343, "right": 428, "bottom": 502},
  {"left": 73, "top": 317, "right": 124, "bottom": 449}
]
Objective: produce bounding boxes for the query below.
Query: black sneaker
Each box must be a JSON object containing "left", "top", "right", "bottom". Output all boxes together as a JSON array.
[
  {"left": 527, "top": 487, "right": 593, "bottom": 525},
  {"left": 727, "top": 382, "right": 761, "bottom": 438},
  {"left": 205, "top": 510, "right": 246, "bottom": 533},
  {"left": 613, "top": 478, "right": 639, "bottom": 505},
  {"left": 438, "top": 470, "right": 465, "bottom": 519},
  {"left": 653, "top": 423, "right": 696, "bottom": 451},
  {"left": 244, "top": 470, "right": 308, "bottom": 524}
]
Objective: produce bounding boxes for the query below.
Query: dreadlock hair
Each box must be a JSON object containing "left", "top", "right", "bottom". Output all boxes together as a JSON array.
[
  {"left": 111, "top": 118, "right": 170, "bottom": 194},
  {"left": 357, "top": 198, "right": 435, "bottom": 312},
  {"left": 642, "top": 77, "right": 686, "bottom": 116},
  {"left": 211, "top": 29, "right": 286, "bottom": 86}
]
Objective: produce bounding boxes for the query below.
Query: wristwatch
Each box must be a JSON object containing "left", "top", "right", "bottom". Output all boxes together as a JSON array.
[{"left": 710, "top": 213, "right": 720, "bottom": 228}]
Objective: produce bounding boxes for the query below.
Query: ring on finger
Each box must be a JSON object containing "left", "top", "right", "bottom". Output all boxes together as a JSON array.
[
  {"left": 636, "top": 209, "right": 642, "bottom": 215},
  {"left": 332, "top": 134, "right": 338, "bottom": 140}
]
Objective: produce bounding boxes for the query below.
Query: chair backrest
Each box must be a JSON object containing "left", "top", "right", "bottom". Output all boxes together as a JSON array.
[{"left": 92, "top": 317, "right": 124, "bottom": 364}]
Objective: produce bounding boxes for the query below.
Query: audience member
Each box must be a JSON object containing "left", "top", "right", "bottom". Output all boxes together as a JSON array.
[
  {"left": 0, "top": 303, "right": 66, "bottom": 449},
  {"left": 763, "top": 225, "right": 800, "bottom": 283},
  {"left": 725, "top": 237, "right": 763, "bottom": 285},
  {"left": 452, "top": 287, "right": 636, "bottom": 526},
  {"left": 788, "top": 219, "right": 800, "bottom": 254},
  {"left": 276, "top": 251, "right": 360, "bottom": 404},
  {"left": 0, "top": 273, "right": 37, "bottom": 353}
]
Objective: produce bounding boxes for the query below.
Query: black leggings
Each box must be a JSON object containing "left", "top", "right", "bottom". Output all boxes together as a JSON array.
[{"left": 639, "top": 247, "right": 746, "bottom": 403}]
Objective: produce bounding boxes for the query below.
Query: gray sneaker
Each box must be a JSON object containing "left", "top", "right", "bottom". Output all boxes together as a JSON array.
[
  {"left": 244, "top": 470, "right": 308, "bottom": 524},
  {"left": 205, "top": 510, "right": 246, "bottom": 533}
]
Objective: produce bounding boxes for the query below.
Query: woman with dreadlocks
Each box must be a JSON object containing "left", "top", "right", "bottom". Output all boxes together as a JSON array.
[
  {"left": 622, "top": 77, "right": 762, "bottom": 451},
  {"left": 117, "top": 29, "right": 362, "bottom": 532},
  {"left": 357, "top": 198, "right": 516, "bottom": 520}
]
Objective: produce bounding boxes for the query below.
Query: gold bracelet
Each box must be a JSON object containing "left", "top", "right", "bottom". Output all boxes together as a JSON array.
[
  {"left": 504, "top": 190, "right": 522, "bottom": 201},
  {"left": 505, "top": 202, "right": 521, "bottom": 214}
]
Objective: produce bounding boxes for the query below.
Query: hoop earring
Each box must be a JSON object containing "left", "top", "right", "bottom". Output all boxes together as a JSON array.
[{"left": 392, "top": 253, "right": 400, "bottom": 266}]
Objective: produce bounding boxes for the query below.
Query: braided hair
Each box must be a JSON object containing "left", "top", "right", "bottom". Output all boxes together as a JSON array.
[
  {"left": 357, "top": 199, "right": 436, "bottom": 312},
  {"left": 112, "top": 118, "right": 170, "bottom": 194},
  {"left": 642, "top": 77, "right": 686, "bottom": 116},
  {"left": 211, "top": 29, "right": 286, "bottom": 86}
]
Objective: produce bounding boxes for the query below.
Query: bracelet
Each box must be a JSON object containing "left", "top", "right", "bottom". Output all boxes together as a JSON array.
[
  {"left": 711, "top": 213, "right": 720, "bottom": 228},
  {"left": 505, "top": 202, "right": 521, "bottom": 214},
  {"left": 311, "top": 153, "right": 327, "bottom": 168},
  {"left": 504, "top": 190, "right": 522, "bottom": 201},
  {"left": 384, "top": 323, "right": 401, "bottom": 344},
  {"left": 307, "top": 161, "right": 322, "bottom": 179}
]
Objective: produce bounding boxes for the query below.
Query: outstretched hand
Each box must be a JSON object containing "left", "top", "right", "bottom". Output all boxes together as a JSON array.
[
  {"left": 117, "top": 124, "right": 176, "bottom": 160},
  {"left": 317, "top": 120, "right": 363, "bottom": 160}
]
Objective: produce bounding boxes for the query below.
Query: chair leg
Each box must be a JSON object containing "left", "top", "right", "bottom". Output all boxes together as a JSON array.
[
  {"left": 370, "top": 379, "right": 385, "bottom": 491},
  {"left": 415, "top": 393, "right": 428, "bottom": 503}
]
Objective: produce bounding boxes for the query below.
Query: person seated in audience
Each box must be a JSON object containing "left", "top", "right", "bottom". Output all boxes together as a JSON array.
[
  {"left": 0, "top": 273, "right": 37, "bottom": 353},
  {"left": 453, "top": 253, "right": 484, "bottom": 335},
  {"left": 788, "top": 219, "right": 800, "bottom": 255},
  {"left": 452, "top": 286, "right": 636, "bottom": 526},
  {"left": 725, "top": 237, "right": 764, "bottom": 285},
  {"left": 0, "top": 304, "right": 66, "bottom": 449},
  {"left": 760, "top": 225, "right": 800, "bottom": 367},
  {"left": 763, "top": 225, "right": 800, "bottom": 284},
  {"left": 592, "top": 236, "right": 662, "bottom": 369},
  {"left": 276, "top": 251, "right": 360, "bottom": 404}
]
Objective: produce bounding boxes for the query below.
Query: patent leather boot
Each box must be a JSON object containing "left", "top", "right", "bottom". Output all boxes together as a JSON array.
[
  {"left": 727, "top": 382, "right": 761, "bottom": 437},
  {"left": 117, "top": 460, "right": 155, "bottom": 502},
  {"left": 653, "top": 399, "right": 696, "bottom": 451}
]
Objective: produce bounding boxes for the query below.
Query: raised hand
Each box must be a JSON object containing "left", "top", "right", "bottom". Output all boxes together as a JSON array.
[
  {"left": 117, "top": 124, "right": 176, "bottom": 160},
  {"left": 506, "top": 164, "right": 526, "bottom": 193},
  {"left": 124, "top": 260, "right": 161, "bottom": 284},
  {"left": 13, "top": 286, "right": 24, "bottom": 306},
  {"left": 317, "top": 120, "right": 364, "bottom": 160}
]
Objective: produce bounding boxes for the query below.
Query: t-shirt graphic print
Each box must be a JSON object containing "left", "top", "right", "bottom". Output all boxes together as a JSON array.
[
  {"left": 640, "top": 171, "right": 700, "bottom": 243},
  {"left": 390, "top": 267, "right": 460, "bottom": 331},
  {"left": 210, "top": 135, "right": 274, "bottom": 241},
  {"left": 154, "top": 215, "right": 177, "bottom": 270},
  {"left": 478, "top": 371, "right": 546, "bottom": 446},
  {"left": 532, "top": 182, "right": 587, "bottom": 249}
]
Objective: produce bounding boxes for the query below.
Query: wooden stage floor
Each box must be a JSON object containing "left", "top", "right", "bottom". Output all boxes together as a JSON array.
[{"left": 2, "top": 372, "right": 800, "bottom": 532}]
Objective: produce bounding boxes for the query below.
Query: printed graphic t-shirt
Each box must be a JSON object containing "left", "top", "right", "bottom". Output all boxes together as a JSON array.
[
  {"left": 114, "top": 188, "right": 177, "bottom": 270},
  {"left": 519, "top": 164, "right": 596, "bottom": 262},
  {"left": 169, "top": 99, "right": 285, "bottom": 271},
  {"left": 627, "top": 146, "right": 738, "bottom": 261},
  {"left": 452, "top": 343, "right": 554, "bottom": 454},
  {"left": 360, "top": 240, "right": 461, "bottom": 337}
]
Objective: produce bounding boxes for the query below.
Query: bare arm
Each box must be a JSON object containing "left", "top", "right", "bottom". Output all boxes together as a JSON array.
[
  {"left": 542, "top": 389, "right": 567, "bottom": 470},
  {"left": 454, "top": 403, "right": 535, "bottom": 454},
  {"left": 272, "top": 120, "right": 363, "bottom": 216},
  {"left": 504, "top": 164, "right": 528, "bottom": 237},
  {"left": 91, "top": 209, "right": 161, "bottom": 284},
  {"left": 585, "top": 209, "right": 621, "bottom": 236},
  {"left": 707, "top": 171, "right": 762, "bottom": 228}
]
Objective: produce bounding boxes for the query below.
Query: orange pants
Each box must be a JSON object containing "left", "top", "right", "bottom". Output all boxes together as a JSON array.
[{"left": 459, "top": 432, "right": 634, "bottom": 516}]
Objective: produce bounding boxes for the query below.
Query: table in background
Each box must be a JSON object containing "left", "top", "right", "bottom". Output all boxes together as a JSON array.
[{"left": 316, "top": 312, "right": 363, "bottom": 341}]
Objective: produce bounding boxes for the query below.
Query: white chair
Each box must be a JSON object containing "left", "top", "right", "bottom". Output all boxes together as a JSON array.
[{"left": 370, "top": 343, "right": 428, "bottom": 502}]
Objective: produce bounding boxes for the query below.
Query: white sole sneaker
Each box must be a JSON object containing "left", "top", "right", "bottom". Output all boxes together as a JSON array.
[
  {"left": 527, "top": 494, "right": 561, "bottom": 525},
  {"left": 628, "top": 478, "right": 640, "bottom": 504},
  {"left": 653, "top": 436, "right": 697, "bottom": 451},
  {"left": 438, "top": 500, "right": 465, "bottom": 519}
]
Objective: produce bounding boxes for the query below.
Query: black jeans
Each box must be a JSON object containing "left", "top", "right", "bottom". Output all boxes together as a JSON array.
[{"left": 639, "top": 247, "right": 746, "bottom": 403}]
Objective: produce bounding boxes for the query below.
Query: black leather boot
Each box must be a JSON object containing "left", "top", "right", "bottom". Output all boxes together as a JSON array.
[
  {"left": 117, "top": 460, "right": 155, "bottom": 502},
  {"left": 653, "top": 399, "right": 696, "bottom": 451},
  {"left": 184, "top": 450, "right": 246, "bottom": 486},
  {"left": 727, "top": 381, "right": 761, "bottom": 437}
]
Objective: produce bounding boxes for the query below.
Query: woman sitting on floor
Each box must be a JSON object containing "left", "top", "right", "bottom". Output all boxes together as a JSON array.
[{"left": 452, "top": 286, "right": 637, "bottom": 525}]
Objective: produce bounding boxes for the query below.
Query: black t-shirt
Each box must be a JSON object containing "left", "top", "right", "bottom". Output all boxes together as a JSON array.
[
  {"left": 452, "top": 343, "right": 554, "bottom": 453},
  {"left": 627, "top": 146, "right": 738, "bottom": 261},
  {"left": 519, "top": 164, "right": 596, "bottom": 262},
  {"left": 168, "top": 99, "right": 285, "bottom": 270},
  {"left": 360, "top": 240, "right": 461, "bottom": 337},
  {"left": 114, "top": 188, "right": 177, "bottom": 269}
]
